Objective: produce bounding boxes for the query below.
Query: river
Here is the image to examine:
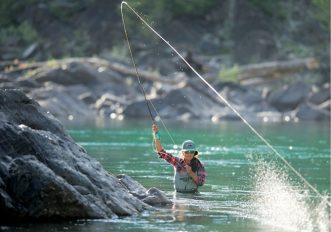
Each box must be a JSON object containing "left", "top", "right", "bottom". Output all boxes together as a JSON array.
[{"left": 3, "top": 120, "right": 330, "bottom": 232}]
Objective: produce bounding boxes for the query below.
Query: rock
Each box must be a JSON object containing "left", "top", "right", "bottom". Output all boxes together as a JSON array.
[
  {"left": 158, "top": 60, "right": 176, "bottom": 76},
  {"left": 250, "top": 101, "right": 277, "bottom": 113},
  {"left": 94, "top": 93, "right": 126, "bottom": 119},
  {"left": 117, "top": 175, "right": 170, "bottom": 206},
  {"left": 27, "top": 61, "right": 120, "bottom": 86},
  {"left": 211, "top": 106, "right": 258, "bottom": 122},
  {"left": 211, "top": 109, "right": 241, "bottom": 121},
  {"left": 124, "top": 87, "right": 221, "bottom": 119},
  {"left": 0, "top": 89, "right": 66, "bottom": 138},
  {"left": 309, "top": 84, "right": 330, "bottom": 105},
  {"left": 15, "top": 78, "right": 41, "bottom": 89},
  {"left": 295, "top": 103, "right": 330, "bottom": 121},
  {"left": 143, "top": 187, "right": 171, "bottom": 205},
  {"left": 1, "top": 57, "right": 328, "bottom": 123},
  {"left": 219, "top": 84, "right": 263, "bottom": 107},
  {"left": 28, "top": 83, "right": 96, "bottom": 123},
  {"left": 78, "top": 92, "right": 97, "bottom": 105},
  {"left": 256, "top": 111, "right": 283, "bottom": 122},
  {"left": 117, "top": 174, "right": 148, "bottom": 199},
  {"left": 123, "top": 99, "right": 162, "bottom": 119},
  {"left": 318, "top": 99, "right": 330, "bottom": 112},
  {"left": 0, "top": 75, "right": 12, "bottom": 84},
  {"left": 0, "top": 89, "right": 170, "bottom": 222},
  {"left": 268, "top": 81, "right": 310, "bottom": 112},
  {"left": 95, "top": 93, "right": 126, "bottom": 111}
]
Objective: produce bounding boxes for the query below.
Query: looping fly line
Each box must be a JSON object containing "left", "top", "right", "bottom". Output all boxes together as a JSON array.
[{"left": 120, "top": 1, "right": 330, "bottom": 207}]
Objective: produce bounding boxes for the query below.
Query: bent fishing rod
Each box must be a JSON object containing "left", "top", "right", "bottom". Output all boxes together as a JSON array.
[
  {"left": 120, "top": 1, "right": 330, "bottom": 207},
  {"left": 121, "top": 17, "right": 154, "bottom": 122},
  {"left": 121, "top": 2, "right": 177, "bottom": 146}
]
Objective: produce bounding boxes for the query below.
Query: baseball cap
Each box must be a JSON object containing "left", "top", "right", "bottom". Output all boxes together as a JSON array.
[{"left": 181, "top": 140, "right": 198, "bottom": 156}]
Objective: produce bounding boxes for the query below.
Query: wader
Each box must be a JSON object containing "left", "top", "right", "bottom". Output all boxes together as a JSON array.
[{"left": 174, "top": 169, "right": 198, "bottom": 193}]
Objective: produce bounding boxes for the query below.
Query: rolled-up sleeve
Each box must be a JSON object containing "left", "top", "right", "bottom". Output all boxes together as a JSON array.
[{"left": 158, "top": 149, "right": 181, "bottom": 169}]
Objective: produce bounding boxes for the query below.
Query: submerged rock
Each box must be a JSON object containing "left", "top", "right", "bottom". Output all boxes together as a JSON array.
[
  {"left": 117, "top": 174, "right": 171, "bottom": 206},
  {"left": 0, "top": 89, "right": 170, "bottom": 223}
]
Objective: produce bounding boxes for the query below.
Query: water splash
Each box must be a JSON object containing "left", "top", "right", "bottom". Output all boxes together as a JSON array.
[{"left": 249, "top": 160, "right": 330, "bottom": 232}]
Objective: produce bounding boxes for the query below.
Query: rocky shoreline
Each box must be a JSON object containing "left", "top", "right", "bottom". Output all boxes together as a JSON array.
[
  {"left": 0, "top": 55, "right": 329, "bottom": 221},
  {"left": 1, "top": 57, "right": 329, "bottom": 125},
  {"left": 0, "top": 89, "right": 170, "bottom": 222}
]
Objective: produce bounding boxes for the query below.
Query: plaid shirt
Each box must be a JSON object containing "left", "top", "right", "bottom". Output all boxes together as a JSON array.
[{"left": 158, "top": 149, "right": 206, "bottom": 186}]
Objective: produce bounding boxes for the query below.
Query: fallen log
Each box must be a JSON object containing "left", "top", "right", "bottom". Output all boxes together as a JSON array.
[
  {"left": 4, "top": 57, "right": 319, "bottom": 87},
  {"left": 3, "top": 57, "right": 183, "bottom": 85},
  {"left": 237, "top": 58, "right": 319, "bottom": 81},
  {"left": 3, "top": 61, "right": 46, "bottom": 74},
  {"left": 86, "top": 57, "right": 181, "bottom": 85}
]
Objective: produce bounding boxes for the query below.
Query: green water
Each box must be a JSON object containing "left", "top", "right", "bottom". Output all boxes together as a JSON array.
[{"left": 4, "top": 120, "right": 330, "bottom": 232}]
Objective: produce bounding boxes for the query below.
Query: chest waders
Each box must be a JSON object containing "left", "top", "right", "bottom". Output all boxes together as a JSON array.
[{"left": 174, "top": 169, "right": 198, "bottom": 193}]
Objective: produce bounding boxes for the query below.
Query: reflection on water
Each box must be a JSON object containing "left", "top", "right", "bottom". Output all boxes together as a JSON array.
[{"left": 171, "top": 192, "right": 208, "bottom": 222}]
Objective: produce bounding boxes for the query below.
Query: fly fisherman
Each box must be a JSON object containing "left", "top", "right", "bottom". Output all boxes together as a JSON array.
[{"left": 152, "top": 123, "right": 206, "bottom": 193}]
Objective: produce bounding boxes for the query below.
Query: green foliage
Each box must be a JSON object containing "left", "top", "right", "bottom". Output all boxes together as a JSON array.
[
  {"left": 168, "top": 0, "right": 218, "bottom": 18},
  {"left": 283, "top": 41, "right": 312, "bottom": 57},
  {"left": 46, "top": 59, "right": 61, "bottom": 68},
  {"left": 218, "top": 64, "right": 240, "bottom": 82},
  {"left": 312, "top": 0, "right": 330, "bottom": 28},
  {"left": 0, "top": 1, "right": 39, "bottom": 47},
  {"left": 123, "top": 0, "right": 219, "bottom": 44},
  {"left": 60, "top": 30, "right": 92, "bottom": 57},
  {"left": 249, "top": 0, "right": 286, "bottom": 18},
  {"left": 0, "top": 21, "right": 39, "bottom": 45},
  {"left": 18, "top": 21, "right": 39, "bottom": 43},
  {"left": 109, "top": 45, "right": 129, "bottom": 62},
  {"left": 0, "top": 0, "right": 38, "bottom": 27},
  {"left": 128, "top": 0, "right": 218, "bottom": 19},
  {"left": 0, "top": 0, "right": 14, "bottom": 26},
  {"left": 48, "top": 1, "right": 86, "bottom": 20}
]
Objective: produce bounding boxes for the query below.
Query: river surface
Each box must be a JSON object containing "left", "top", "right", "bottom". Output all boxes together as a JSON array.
[{"left": 3, "top": 120, "right": 330, "bottom": 232}]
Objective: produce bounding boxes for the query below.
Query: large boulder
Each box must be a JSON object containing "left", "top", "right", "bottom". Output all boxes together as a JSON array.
[
  {"left": 28, "top": 83, "right": 97, "bottom": 123},
  {"left": 267, "top": 81, "right": 310, "bottom": 112},
  {"left": 219, "top": 84, "right": 264, "bottom": 108},
  {"left": 123, "top": 87, "right": 221, "bottom": 120},
  {"left": 0, "top": 89, "right": 170, "bottom": 222}
]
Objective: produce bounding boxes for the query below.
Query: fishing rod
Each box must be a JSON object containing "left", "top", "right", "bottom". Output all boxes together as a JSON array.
[
  {"left": 121, "top": 2, "right": 177, "bottom": 147},
  {"left": 120, "top": 1, "right": 330, "bottom": 207},
  {"left": 121, "top": 15, "right": 154, "bottom": 122}
]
